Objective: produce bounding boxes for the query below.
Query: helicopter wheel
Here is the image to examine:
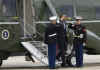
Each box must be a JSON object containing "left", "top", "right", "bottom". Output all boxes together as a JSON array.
[
  {"left": 66, "top": 54, "right": 76, "bottom": 67},
  {"left": 25, "top": 52, "right": 35, "bottom": 62},
  {"left": 0, "top": 58, "right": 3, "bottom": 66}
]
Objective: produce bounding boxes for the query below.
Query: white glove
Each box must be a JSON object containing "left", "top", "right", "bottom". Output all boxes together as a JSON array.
[
  {"left": 57, "top": 19, "right": 60, "bottom": 23},
  {"left": 83, "top": 43, "right": 86, "bottom": 46}
]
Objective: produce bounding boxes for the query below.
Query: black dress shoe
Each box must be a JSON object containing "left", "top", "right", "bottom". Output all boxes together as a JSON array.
[
  {"left": 61, "top": 63, "right": 66, "bottom": 67},
  {"left": 49, "top": 67, "right": 56, "bottom": 69},
  {"left": 76, "top": 65, "right": 83, "bottom": 68}
]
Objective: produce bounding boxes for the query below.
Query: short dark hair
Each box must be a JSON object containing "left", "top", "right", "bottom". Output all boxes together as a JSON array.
[{"left": 60, "top": 14, "right": 67, "bottom": 18}]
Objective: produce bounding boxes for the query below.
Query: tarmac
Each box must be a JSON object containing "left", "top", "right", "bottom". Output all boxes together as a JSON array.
[{"left": 1, "top": 54, "right": 100, "bottom": 70}]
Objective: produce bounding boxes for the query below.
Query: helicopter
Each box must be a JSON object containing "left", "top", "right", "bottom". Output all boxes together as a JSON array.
[{"left": 0, "top": 0, "right": 100, "bottom": 67}]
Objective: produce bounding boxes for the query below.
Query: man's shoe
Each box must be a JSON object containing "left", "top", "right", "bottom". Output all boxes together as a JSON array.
[
  {"left": 49, "top": 67, "right": 56, "bottom": 69},
  {"left": 56, "top": 57, "right": 61, "bottom": 61},
  {"left": 76, "top": 65, "right": 83, "bottom": 68},
  {"left": 61, "top": 63, "right": 66, "bottom": 67}
]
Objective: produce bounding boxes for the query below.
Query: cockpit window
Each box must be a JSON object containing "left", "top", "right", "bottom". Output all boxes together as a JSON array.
[
  {"left": 32, "top": 0, "right": 100, "bottom": 20},
  {"left": 51, "top": 0, "right": 100, "bottom": 20},
  {"left": 76, "top": 0, "right": 100, "bottom": 20}
]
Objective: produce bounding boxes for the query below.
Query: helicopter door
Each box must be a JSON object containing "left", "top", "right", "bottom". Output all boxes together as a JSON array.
[{"left": 0, "top": 0, "right": 21, "bottom": 51}]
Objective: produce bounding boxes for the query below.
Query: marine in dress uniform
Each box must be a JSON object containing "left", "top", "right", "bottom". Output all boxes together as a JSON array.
[
  {"left": 68, "top": 16, "right": 87, "bottom": 67},
  {"left": 44, "top": 16, "right": 57, "bottom": 69}
]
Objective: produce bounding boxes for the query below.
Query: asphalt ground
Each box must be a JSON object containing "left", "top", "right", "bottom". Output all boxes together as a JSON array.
[{"left": 1, "top": 54, "right": 100, "bottom": 70}]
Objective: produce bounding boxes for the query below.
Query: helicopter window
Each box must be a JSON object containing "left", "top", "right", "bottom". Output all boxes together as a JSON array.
[
  {"left": 91, "top": 0, "right": 100, "bottom": 19},
  {"left": 0, "top": 0, "right": 19, "bottom": 21},
  {"left": 96, "top": 7, "right": 100, "bottom": 19},
  {"left": 0, "top": 0, "right": 17, "bottom": 17},
  {"left": 16, "top": 0, "right": 23, "bottom": 17},
  {"left": 50, "top": 0, "right": 100, "bottom": 20},
  {"left": 76, "top": 0, "right": 100, "bottom": 20},
  {"left": 33, "top": 0, "right": 53, "bottom": 21},
  {"left": 51, "top": 0, "right": 74, "bottom": 17},
  {"left": 33, "top": 0, "right": 45, "bottom": 21}
]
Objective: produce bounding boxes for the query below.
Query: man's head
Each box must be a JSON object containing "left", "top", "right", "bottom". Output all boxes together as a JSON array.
[
  {"left": 60, "top": 14, "right": 67, "bottom": 21},
  {"left": 75, "top": 16, "right": 82, "bottom": 24},
  {"left": 49, "top": 16, "right": 57, "bottom": 24}
]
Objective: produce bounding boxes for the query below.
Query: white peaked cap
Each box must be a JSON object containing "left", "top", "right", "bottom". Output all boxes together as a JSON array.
[
  {"left": 75, "top": 16, "right": 82, "bottom": 20},
  {"left": 49, "top": 16, "right": 58, "bottom": 21}
]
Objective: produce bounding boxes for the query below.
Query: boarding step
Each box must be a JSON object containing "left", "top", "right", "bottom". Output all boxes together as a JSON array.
[{"left": 21, "top": 42, "right": 48, "bottom": 65}]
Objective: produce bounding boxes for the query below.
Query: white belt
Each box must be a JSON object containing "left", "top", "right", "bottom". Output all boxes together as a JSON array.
[
  {"left": 49, "top": 33, "right": 56, "bottom": 37},
  {"left": 73, "top": 34, "right": 84, "bottom": 38}
]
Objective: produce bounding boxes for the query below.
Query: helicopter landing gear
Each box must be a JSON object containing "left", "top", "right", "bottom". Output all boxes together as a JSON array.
[
  {"left": 25, "top": 52, "right": 35, "bottom": 62},
  {"left": 65, "top": 44, "right": 76, "bottom": 67},
  {"left": 0, "top": 58, "right": 3, "bottom": 66},
  {"left": 66, "top": 54, "right": 76, "bottom": 67}
]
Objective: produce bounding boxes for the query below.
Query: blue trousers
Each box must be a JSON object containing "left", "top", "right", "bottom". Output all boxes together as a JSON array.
[
  {"left": 75, "top": 43, "right": 83, "bottom": 67},
  {"left": 48, "top": 43, "right": 56, "bottom": 68}
]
